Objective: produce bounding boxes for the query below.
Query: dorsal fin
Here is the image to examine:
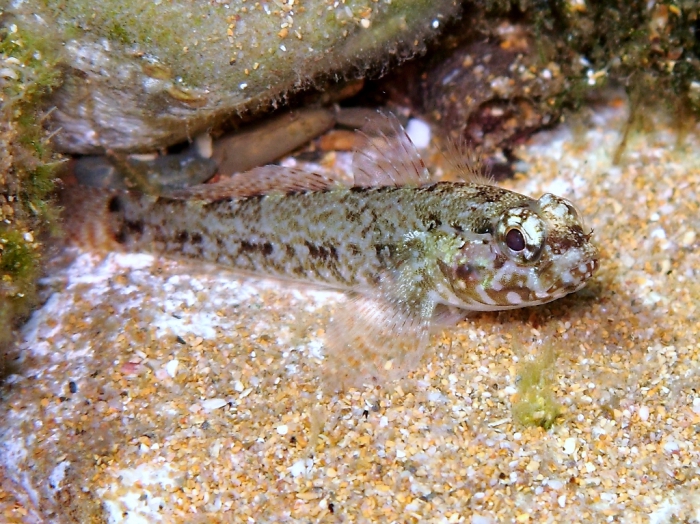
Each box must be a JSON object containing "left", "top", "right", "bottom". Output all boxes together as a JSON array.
[
  {"left": 165, "top": 111, "right": 431, "bottom": 201},
  {"left": 165, "top": 165, "right": 342, "bottom": 201},
  {"left": 441, "top": 137, "right": 495, "bottom": 186},
  {"left": 352, "top": 112, "right": 432, "bottom": 188}
]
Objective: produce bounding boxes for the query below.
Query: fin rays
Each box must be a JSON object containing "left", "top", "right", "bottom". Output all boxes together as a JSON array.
[
  {"left": 166, "top": 112, "right": 433, "bottom": 202},
  {"left": 442, "top": 137, "right": 495, "bottom": 186},
  {"left": 323, "top": 293, "right": 432, "bottom": 389},
  {"left": 352, "top": 112, "right": 431, "bottom": 188},
  {"left": 165, "top": 166, "right": 342, "bottom": 201}
]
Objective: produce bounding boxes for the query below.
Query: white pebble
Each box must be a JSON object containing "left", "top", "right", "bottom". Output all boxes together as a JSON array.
[
  {"left": 48, "top": 461, "right": 70, "bottom": 490},
  {"left": 165, "top": 359, "right": 179, "bottom": 378},
  {"left": 681, "top": 230, "right": 696, "bottom": 247},
  {"left": 276, "top": 424, "right": 288, "bottom": 435},
  {"left": 289, "top": 458, "right": 311, "bottom": 477},
  {"left": 557, "top": 495, "right": 566, "bottom": 508},
  {"left": 693, "top": 398, "right": 700, "bottom": 414},
  {"left": 563, "top": 437, "right": 577, "bottom": 455},
  {"left": 405, "top": 500, "right": 421, "bottom": 512},
  {"left": 201, "top": 398, "right": 228, "bottom": 411},
  {"left": 194, "top": 133, "right": 213, "bottom": 159},
  {"left": 547, "top": 479, "right": 564, "bottom": 490},
  {"left": 638, "top": 405, "right": 650, "bottom": 421},
  {"left": 405, "top": 118, "right": 431, "bottom": 149},
  {"left": 663, "top": 439, "right": 679, "bottom": 454}
]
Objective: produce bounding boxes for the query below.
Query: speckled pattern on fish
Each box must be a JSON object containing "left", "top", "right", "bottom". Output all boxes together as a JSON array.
[{"left": 67, "top": 113, "right": 599, "bottom": 387}]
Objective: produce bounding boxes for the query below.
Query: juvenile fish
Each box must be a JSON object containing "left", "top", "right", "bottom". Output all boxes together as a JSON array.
[{"left": 67, "top": 114, "right": 599, "bottom": 387}]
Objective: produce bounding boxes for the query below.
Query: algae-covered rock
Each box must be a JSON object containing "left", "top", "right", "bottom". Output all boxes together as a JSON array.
[
  {"left": 6, "top": 0, "right": 460, "bottom": 154},
  {"left": 376, "top": 1, "right": 700, "bottom": 166},
  {"left": 0, "top": 21, "right": 62, "bottom": 358}
]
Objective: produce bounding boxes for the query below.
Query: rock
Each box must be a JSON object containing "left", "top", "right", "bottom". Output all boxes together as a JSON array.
[{"left": 6, "top": 0, "right": 460, "bottom": 154}]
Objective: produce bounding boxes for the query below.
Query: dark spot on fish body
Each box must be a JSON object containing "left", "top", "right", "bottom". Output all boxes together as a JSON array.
[
  {"left": 239, "top": 240, "right": 253, "bottom": 253},
  {"left": 547, "top": 232, "right": 582, "bottom": 255},
  {"left": 345, "top": 208, "right": 361, "bottom": 222},
  {"left": 177, "top": 230, "right": 189, "bottom": 243},
  {"left": 126, "top": 220, "right": 144, "bottom": 235},
  {"left": 305, "top": 241, "right": 320, "bottom": 259},
  {"left": 419, "top": 183, "right": 442, "bottom": 193},
  {"left": 424, "top": 212, "right": 442, "bottom": 230},
  {"left": 191, "top": 232, "right": 203, "bottom": 244},
  {"left": 316, "top": 209, "right": 335, "bottom": 224},
  {"left": 305, "top": 242, "right": 338, "bottom": 262},
  {"left": 455, "top": 263, "right": 479, "bottom": 282},
  {"left": 493, "top": 253, "right": 507, "bottom": 270},
  {"left": 374, "top": 243, "right": 394, "bottom": 265},
  {"left": 473, "top": 219, "right": 492, "bottom": 236},
  {"left": 362, "top": 270, "right": 382, "bottom": 287},
  {"left": 108, "top": 195, "right": 122, "bottom": 213},
  {"left": 114, "top": 228, "right": 128, "bottom": 245},
  {"left": 355, "top": 207, "right": 379, "bottom": 239},
  {"left": 479, "top": 191, "right": 499, "bottom": 204},
  {"left": 114, "top": 219, "right": 144, "bottom": 245},
  {"left": 240, "top": 240, "right": 274, "bottom": 256},
  {"left": 319, "top": 257, "right": 350, "bottom": 286}
]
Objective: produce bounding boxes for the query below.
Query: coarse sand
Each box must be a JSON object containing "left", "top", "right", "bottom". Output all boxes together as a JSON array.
[{"left": 2, "top": 95, "right": 700, "bottom": 523}]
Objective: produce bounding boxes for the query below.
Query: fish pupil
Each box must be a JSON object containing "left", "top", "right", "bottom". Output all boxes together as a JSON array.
[{"left": 505, "top": 228, "right": 525, "bottom": 252}]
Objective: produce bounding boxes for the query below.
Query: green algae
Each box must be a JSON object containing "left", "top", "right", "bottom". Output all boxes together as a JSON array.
[
  {"left": 0, "top": 230, "right": 35, "bottom": 282},
  {"left": 0, "top": 18, "right": 63, "bottom": 350},
  {"left": 512, "top": 346, "right": 562, "bottom": 429},
  {"left": 480, "top": 0, "right": 700, "bottom": 113}
]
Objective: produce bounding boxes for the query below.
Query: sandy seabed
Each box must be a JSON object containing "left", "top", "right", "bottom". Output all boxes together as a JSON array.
[{"left": 2, "top": 96, "right": 700, "bottom": 523}]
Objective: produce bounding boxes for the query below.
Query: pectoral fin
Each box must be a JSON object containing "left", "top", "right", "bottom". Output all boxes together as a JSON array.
[{"left": 322, "top": 289, "right": 435, "bottom": 390}]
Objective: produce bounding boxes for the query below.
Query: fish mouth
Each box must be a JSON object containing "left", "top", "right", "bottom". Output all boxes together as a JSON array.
[
  {"left": 545, "top": 257, "right": 599, "bottom": 296},
  {"left": 574, "top": 257, "right": 599, "bottom": 282}
]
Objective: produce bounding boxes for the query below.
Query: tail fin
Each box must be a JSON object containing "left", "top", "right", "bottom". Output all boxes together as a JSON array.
[{"left": 59, "top": 182, "right": 123, "bottom": 253}]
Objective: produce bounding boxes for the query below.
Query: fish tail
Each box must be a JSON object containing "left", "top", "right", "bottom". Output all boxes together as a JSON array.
[{"left": 59, "top": 184, "right": 123, "bottom": 252}]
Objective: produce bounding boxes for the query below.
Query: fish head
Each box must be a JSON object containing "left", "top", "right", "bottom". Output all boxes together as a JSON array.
[{"left": 437, "top": 192, "right": 599, "bottom": 310}]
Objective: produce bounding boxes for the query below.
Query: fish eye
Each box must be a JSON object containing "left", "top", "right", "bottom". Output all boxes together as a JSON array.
[
  {"left": 505, "top": 228, "right": 525, "bottom": 252},
  {"left": 497, "top": 207, "right": 546, "bottom": 264}
]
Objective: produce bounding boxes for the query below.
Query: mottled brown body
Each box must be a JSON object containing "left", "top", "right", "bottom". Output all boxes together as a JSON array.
[{"left": 106, "top": 183, "right": 535, "bottom": 292}]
